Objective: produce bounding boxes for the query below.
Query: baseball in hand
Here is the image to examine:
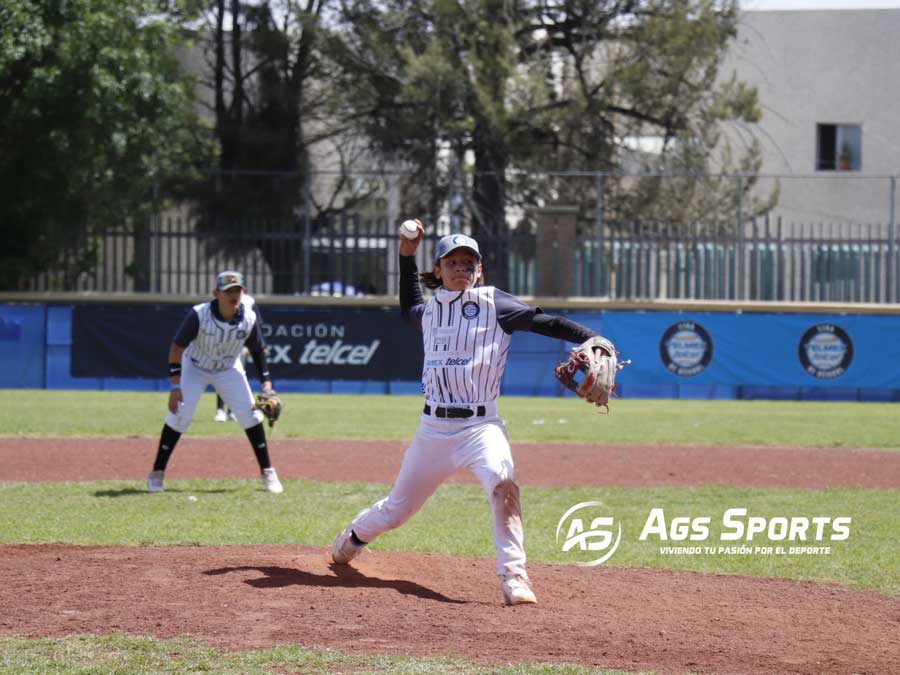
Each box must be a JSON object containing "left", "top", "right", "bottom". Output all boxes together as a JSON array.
[{"left": 399, "top": 219, "right": 420, "bottom": 239}]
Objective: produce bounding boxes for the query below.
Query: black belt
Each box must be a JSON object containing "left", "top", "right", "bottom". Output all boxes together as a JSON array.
[{"left": 423, "top": 404, "right": 486, "bottom": 419}]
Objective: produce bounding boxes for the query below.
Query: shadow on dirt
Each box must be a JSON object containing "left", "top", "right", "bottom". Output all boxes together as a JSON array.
[{"left": 204, "top": 563, "right": 466, "bottom": 604}]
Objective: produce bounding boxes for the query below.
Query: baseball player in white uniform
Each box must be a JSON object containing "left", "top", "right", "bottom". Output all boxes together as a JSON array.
[
  {"left": 331, "top": 221, "right": 601, "bottom": 605},
  {"left": 147, "top": 270, "right": 283, "bottom": 494}
]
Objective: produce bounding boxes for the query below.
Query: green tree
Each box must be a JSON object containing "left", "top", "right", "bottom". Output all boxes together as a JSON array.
[
  {"left": 0, "top": 0, "right": 203, "bottom": 290},
  {"left": 331, "top": 0, "right": 766, "bottom": 283}
]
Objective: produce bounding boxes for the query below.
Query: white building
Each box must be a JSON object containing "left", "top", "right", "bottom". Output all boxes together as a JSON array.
[{"left": 724, "top": 8, "right": 900, "bottom": 231}]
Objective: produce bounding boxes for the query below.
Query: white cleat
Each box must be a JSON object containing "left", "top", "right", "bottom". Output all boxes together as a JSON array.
[
  {"left": 227, "top": 411, "right": 237, "bottom": 422},
  {"left": 147, "top": 470, "right": 165, "bottom": 493},
  {"left": 500, "top": 574, "right": 537, "bottom": 606},
  {"left": 331, "top": 508, "right": 370, "bottom": 564},
  {"left": 261, "top": 467, "right": 283, "bottom": 494},
  {"left": 213, "top": 409, "right": 228, "bottom": 423}
]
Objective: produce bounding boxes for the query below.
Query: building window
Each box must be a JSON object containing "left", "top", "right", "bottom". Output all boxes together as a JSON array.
[{"left": 816, "top": 123, "right": 861, "bottom": 171}]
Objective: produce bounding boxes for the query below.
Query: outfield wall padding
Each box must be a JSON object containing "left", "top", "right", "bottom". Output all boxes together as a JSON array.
[{"left": 1, "top": 300, "right": 898, "bottom": 401}]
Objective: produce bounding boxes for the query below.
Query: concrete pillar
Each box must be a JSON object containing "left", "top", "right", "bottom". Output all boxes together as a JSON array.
[{"left": 533, "top": 205, "right": 578, "bottom": 297}]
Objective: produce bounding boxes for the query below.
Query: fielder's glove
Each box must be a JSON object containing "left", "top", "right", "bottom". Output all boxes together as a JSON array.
[
  {"left": 554, "top": 336, "right": 630, "bottom": 413},
  {"left": 255, "top": 391, "right": 283, "bottom": 428}
]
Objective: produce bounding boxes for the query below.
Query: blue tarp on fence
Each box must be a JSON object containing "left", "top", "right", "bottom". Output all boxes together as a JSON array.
[{"left": 0, "top": 305, "right": 46, "bottom": 388}]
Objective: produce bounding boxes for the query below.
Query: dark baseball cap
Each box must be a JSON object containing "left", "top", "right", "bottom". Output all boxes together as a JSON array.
[
  {"left": 216, "top": 270, "right": 245, "bottom": 291},
  {"left": 434, "top": 234, "right": 481, "bottom": 264}
]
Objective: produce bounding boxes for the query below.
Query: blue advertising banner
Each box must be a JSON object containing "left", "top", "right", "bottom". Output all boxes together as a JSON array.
[
  {"left": 259, "top": 306, "right": 422, "bottom": 380},
  {"left": 71, "top": 304, "right": 423, "bottom": 381},
  {"left": 599, "top": 311, "right": 900, "bottom": 389},
  {"left": 57, "top": 302, "right": 900, "bottom": 398},
  {"left": 71, "top": 304, "right": 183, "bottom": 378}
]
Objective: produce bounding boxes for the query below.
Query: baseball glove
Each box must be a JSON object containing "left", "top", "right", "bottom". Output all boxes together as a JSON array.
[
  {"left": 255, "top": 391, "right": 283, "bottom": 428},
  {"left": 554, "top": 336, "right": 628, "bottom": 413}
]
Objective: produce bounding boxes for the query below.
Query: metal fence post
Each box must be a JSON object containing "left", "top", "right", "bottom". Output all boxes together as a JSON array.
[
  {"left": 889, "top": 175, "right": 897, "bottom": 303},
  {"left": 737, "top": 175, "right": 745, "bottom": 300},
  {"left": 152, "top": 182, "right": 161, "bottom": 293},
  {"left": 594, "top": 172, "right": 604, "bottom": 296},
  {"left": 303, "top": 173, "right": 312, "bottom": 294}
]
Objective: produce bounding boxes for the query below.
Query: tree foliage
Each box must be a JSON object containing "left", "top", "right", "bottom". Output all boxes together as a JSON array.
[
  {"left": 330, "top": 0, "right": 767, "bottom": 276},
  {"left": 199, "top": 0, "right": 324, "bottom": 220},
  {"left": 189, "top": 0, "right": 382, "bottom": 291},
  {"left": 0, "top": 0, "right": 203, "bottom": 290},
  {"left": 192, "top": 0, "right": 372, "bottom": 217},
  {"left": 1, "top": 0, "right": 771, "bottom": 292}
]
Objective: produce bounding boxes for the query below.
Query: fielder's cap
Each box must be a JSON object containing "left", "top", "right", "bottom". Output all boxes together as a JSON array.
[
  {"left": 434, "top": 234, "right": 481, "bottom": 264},
  {"left": 216, "top": 270, "right": 245, "bottom": 291}
]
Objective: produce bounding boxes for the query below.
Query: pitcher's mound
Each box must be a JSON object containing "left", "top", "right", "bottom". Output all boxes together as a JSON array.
[{"left": 2, "top": 544, "right": 898, "bottom": 675}]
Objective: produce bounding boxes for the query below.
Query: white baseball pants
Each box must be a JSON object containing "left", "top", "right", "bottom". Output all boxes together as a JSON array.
[
  {"left": 351, "top": 405, "right": 527, "bottom": 577},
  {"left": 164, "top": 357, "right": 264, "bottom": 433}
]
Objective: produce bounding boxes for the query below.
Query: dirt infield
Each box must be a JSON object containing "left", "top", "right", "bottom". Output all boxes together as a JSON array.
[
  {"left": 3, "top": 436, "right": 900, "bottom": 488},
  {"left": 2, "top": 437, "right": 899, "bottom": 674}
]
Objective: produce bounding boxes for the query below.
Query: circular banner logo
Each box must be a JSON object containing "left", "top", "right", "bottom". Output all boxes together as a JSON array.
[
  {"left": 660, "top": 321, "right": 713, "bottom": 377},
  {"left": 798, "top": 324, "right": 853, "bottom": 379}
]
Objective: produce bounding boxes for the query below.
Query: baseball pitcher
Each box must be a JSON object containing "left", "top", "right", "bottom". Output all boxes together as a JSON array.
[{"left": 329, "top": 220, "right": 623, "bottom": 605}]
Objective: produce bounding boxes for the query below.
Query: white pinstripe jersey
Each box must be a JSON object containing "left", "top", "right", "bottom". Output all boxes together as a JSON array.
[
  {"left": 185, "top": 295, "right": 258, "bottom": 371},
  {"left": 421, "top": 286, "right": 527, "bottom": 404}
]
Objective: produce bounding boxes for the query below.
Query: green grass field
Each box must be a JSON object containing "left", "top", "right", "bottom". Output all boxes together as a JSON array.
[
  {"left": 4, "top": 389, "right": 900, "bottom": 447},
  {"left": 0, "top": 634, "right": 642, "bottom": 675},
  {"left": 1, "top": 390, "right": 898, "bottom": 675}
]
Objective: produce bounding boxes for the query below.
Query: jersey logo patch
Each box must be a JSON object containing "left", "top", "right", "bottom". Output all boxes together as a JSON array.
[
  {"left": 425, "top": 356, "right": 472, "bottom": 367},
  {"left": 425, "top": 350, "right": 472, "bottom": 368},
  {"left": 461, "top": 301, "right": 480, "bottom": 320}
]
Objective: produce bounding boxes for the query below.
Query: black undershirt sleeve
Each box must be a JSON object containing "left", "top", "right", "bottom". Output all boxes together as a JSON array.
[
  {"left": 528, "top": 313, "right": 597, "bottom": 344},
  {"left": 244, "top": 303, "right": 266, "bottom": 352},
  {"left": 249, "top": 349, "right": 272, "bottom": 385},
  {"left": 399, "top": 255, "right": 425, "bottom": 330},
  {"left": 245, "top": 303, "right": 270, "bottom": 385}
]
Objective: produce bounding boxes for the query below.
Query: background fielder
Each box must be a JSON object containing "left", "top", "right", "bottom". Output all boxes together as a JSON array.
[
  {"left": 330, "top": 221, "right": 607, "bottom": 606},
  {"left": 147, "top": 270, "right": 283, "bottom": 494},
  {"left": 214, "top": 393, "right": 236, "bottom": 422}
]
